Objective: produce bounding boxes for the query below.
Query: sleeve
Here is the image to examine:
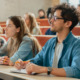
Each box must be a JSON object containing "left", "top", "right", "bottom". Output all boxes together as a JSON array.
[
  {"left": 30, "top": 40, "right": 49, "bottom": 66},
  {"left": 63, "top": 41, "right": 80, "bottom": 78},
  {"left": 32, "top": 27, "right": 41, "bottom": 35},
  {"left": 0, "top": 43, "right": 8, "bottom": 56},
  {"left": 10, "top": 40, "right": 33, "bottom": 63}
]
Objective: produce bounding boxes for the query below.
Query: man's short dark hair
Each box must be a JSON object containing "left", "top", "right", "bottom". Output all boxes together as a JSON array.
[{"left": 51, "top": 3, "right": 79, "bottom": 31}]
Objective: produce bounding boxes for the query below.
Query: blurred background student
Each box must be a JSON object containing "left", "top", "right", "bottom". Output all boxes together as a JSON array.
[
  {"left": 45, "top": 7, "right": 56, "bottom": 35},
  {"left": 77, "top": 4, "right": 80, "bottom": 25},
  {"left": 0, "top": 26, "right": 6, "bottom": 48},
  {"left": 38, "top": 9, "right": 46, "bottom": 19},
  {"left": 24, "top": 13, "right": 41, "bottom": 35},
  {"left": 0, "top": 37, "right": 6, "bottom": 48},
  {"left": 0, "top": 26, "right": 3, "bottom": 34},
  {"left": 0, "top": 16, "right": 41, "bottom": 66}
]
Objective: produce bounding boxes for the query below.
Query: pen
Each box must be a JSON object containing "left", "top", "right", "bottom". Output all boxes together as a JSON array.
[
  {"left": 15, "top": 59, "right": 34, "bottom": 64},
  {"left": 23, "top": 60, "right": 34, "bottom": 63}
]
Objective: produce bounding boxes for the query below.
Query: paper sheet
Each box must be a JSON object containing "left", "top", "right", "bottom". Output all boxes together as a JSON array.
[
  {"left": 10, "top": 69, "right": 39, "bottom": 75},
  {"left": 10, "top": 69, "right": 27, "bottom": 74},
  {"left": 10, "top": 68, "right": 54, "bottom": 76}
]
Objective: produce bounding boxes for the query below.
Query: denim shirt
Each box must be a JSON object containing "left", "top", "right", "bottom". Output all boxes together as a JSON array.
[
  {"left": 31, "top": 32, "right": 80, "bottom": 78},
  {"left": 0, "top": 36, "right": 37, "bottom": 63},
  {"left": 45, "top": 28, "right": 56, "bottom": 35}
]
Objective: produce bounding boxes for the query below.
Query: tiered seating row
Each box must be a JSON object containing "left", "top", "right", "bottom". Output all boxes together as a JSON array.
[
  {"left": 0, "top": 34, "right": 55, "bottom": 47},
  {"left": 0, "top": 20, "right": 80, "bottom": 36},
  {"left": 1, "top": 26, "right": 80, "bottom": 36}
]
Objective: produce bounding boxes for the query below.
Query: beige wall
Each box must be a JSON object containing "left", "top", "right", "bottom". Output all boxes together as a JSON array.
[
  {"left": 0, "top": 0, "right": 60, "bottom": 21},
  {"left": 52, "top": 0, "right": 60, "bottom": 6}
]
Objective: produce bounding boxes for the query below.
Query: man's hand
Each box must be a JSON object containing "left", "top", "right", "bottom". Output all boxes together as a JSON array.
[
  {"left": 26, "top": 63, "right": 47, "bottom": 74},
  {"left": 14, "top": 60, "right": 26, "bottom": 70}
]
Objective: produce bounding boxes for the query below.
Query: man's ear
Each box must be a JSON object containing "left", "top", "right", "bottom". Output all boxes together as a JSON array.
[
  {"left": 16, "top": 27, "right": 20, "bottom": 32},
  {"left": 65, "top": 21, "right": 72, "bottom": 28}
]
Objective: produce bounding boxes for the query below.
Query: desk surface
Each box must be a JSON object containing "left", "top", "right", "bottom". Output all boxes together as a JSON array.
[{"left": 0, "top": 65, "right": 79, "bottom": 80}]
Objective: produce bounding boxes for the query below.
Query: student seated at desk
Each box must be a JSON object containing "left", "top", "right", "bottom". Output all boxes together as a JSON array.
[
  {"left": 38, "top": 9, "right": 46, "bottom": 19},
  {"left": 0, "top": 16, "right": 41, "bottom": 66},
  {"left": 24, "top": 13, "right": 41, "bottom": 35},
  {"left": 15, "top": 3, "right": 80, "bottom": 78},
  {"left": 45, "top": 7, "right": 56, "bottom": 35}
]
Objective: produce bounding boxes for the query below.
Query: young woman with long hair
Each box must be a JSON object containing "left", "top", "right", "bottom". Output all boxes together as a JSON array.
[{"left": 0, "top": 16, "right": 41, "bottom": 66}]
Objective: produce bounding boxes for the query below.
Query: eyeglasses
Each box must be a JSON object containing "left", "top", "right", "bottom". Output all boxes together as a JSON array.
[
  {"left": 48, "top": 16, "right": 66, "bottom": 25},
  {"left": 52, "top": 16, "right": 65, "bottom": 21},
  {"left": 48, "top": 16, "right": 66, "bottom": 23}
]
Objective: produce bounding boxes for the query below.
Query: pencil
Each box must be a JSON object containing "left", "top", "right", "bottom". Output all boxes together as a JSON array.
[
  {"left": 15, "top": 60, "right": 34, "bottom": 64},
  {"left": 23, "top": 60, "right": 34, "bottom": 63}
]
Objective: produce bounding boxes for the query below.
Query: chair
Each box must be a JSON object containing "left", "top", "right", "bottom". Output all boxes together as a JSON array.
[
  {"left": 33, "top": 35, "right": 55, "bottom": 47},
  {"left": 72, "top": 27, "right": 80, "bottom": 36},
  {"left": 40, "top": 27, "right": 49, "bottom": 35},
  {"left": 36, "top": 19, "right": 50, "bottom": 26}
]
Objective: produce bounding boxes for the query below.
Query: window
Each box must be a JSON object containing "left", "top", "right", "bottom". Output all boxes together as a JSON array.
[{"left": 68, "top": 0, "right": 80, "bottom": 8}]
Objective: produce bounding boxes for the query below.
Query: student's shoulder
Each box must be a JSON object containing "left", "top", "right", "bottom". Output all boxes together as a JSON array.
[
  {"left": 71, "top": 36, "right": 80, "bottom": 48},
  {"left": 45, "top": 36, "right": 57, "bottom": 45},
  {"left": 33, "top": 26, "right": 40, "bottom": 30},
  {"left": 22, "top": 35, "right": 32, "bottom": 42},
  {"left": 74, "top": 37, "right": 80, "bottom": 45},
  {"left": 19, "top": 35, "right": 32, "bottom": 46}
]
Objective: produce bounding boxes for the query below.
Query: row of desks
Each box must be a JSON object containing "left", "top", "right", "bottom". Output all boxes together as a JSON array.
[{"left": 0, "top": 65, "right": 79, "bottom": 80}]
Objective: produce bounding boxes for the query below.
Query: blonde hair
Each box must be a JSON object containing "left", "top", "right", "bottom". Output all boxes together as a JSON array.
[
  {"left": 0, "top": 26, "right": 3, "bottom": 34},
  {"left": 7, "top": 16, "right": 41, "bottom": 57},
  {"left": 24, "top": 13, "right": 41, "bottom": 34}
]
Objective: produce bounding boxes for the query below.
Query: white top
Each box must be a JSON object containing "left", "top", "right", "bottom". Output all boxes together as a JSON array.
[
  {"left": 32, "top": 27, "right": 41, "bottom": 35},
  {"left": 52, "top": 42, "right": 63, "bottom": 68}
]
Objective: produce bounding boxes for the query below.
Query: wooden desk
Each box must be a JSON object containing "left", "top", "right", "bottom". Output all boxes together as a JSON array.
[{"left": 0, "top": 65, "right": 79, "bottom": 80}]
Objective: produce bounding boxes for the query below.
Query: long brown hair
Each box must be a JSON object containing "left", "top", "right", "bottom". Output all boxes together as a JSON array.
[{"left": 7, "top": 16, "right": 41, "bottom": 57}]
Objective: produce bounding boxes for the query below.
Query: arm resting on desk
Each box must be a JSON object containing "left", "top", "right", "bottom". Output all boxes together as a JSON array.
[{"left": 26, "top": 63, "right": 66, "bottom": 77}]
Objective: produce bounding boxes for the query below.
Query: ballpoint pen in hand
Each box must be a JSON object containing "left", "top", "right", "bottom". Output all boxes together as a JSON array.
[{"left": 15, "top": 59, "right": 33, "bottom": 64}]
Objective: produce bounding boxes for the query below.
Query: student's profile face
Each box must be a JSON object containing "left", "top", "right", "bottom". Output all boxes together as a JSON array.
[
  {"left": 5, "top": 19, "right": 20, "bottom": 38},
  {"left": 39, "top": 11, "right": 45, "bottom": 17},
  {"left": 50, "top": 10, "right": 66, "bottom": 32},
  {"left": 24, "top": 14, "right": 30, "bottom": 25}
]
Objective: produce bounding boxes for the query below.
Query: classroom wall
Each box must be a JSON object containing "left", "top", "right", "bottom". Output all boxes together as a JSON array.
[
  {"left": 0, "top": 0, "right": 60, "bottom": 21},
  {"left": 60, "top": 0, "right": 68, "bottom": 3}
]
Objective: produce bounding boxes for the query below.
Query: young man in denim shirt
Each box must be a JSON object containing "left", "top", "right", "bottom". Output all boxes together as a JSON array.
[{"left": 15, "top": 3, "right": 80, "bottom": 78}]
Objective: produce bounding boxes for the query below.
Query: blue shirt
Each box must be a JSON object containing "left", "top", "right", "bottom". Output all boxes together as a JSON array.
[
  {"left": 0, "top": 36, "right": 37, "bottom": 63},
  {"left": 31, "top": 32, "right": 80, "bottom": 78},
  {"left": 45, "top": 28, "right": 56, "bottom": 35}
]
